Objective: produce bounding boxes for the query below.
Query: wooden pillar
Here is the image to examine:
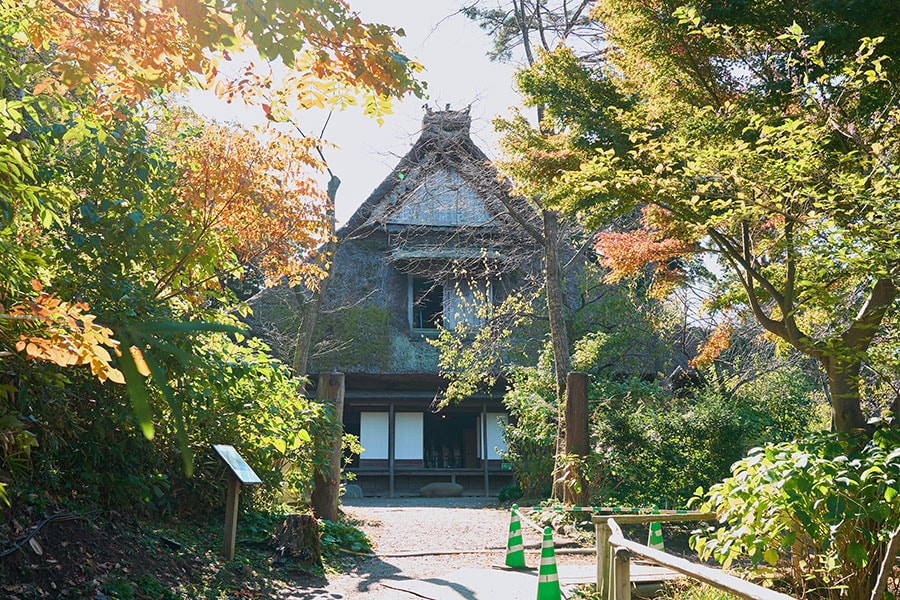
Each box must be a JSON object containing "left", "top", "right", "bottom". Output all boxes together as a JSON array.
[
  {"left": 613, "top": 547, "right": 631, "bottom": 600},
  {"left": 311, "top": 372, "right": 345, "bottom": 522},
  {"left": 564, "top": 372, "right": 590, "bottom": 506},
  {"left": 595, "top": 521, "right": 611, "bottom": 597},
  {"left": 481, "top": 402, "right": 489, "bottom": 497},
  {"left": 222, "top": 473, "right": 240, "bottom": 560},
  {"left": 388, "top": 403, "right": 395, "bottom": 498}
]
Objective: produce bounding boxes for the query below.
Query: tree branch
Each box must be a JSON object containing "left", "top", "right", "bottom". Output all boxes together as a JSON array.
[
  {"left": 512, "top": 0, "right": 536, "bottom": 66},
  {"left": 708, "top": 227, "right": 785, "bottom": 307},
  {"left": 562, "top": 227, "right": 599, "bottom": 277},
  {"left": 709, "top": 227, "right": 825, "bottom": 359},
  {"left": 870, "top": 524, "right": 900, "bottom": 600},
  {"left": 497, "top": 193, "right": 545, "bottom": 243},
  {"left": 841, "top": 277, "right": 898, "bottom": 353}
]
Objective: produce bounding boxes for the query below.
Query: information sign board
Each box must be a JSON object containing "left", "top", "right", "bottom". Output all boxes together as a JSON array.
[{"left": 213, "top": 444, "right": 262, "bottom": 485}]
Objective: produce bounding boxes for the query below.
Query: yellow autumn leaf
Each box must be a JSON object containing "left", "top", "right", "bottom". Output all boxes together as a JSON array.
[
  {"left": 130, "top": 346, "right": 152, "bottom": 377},
  {"left": 106, "top": 368, "right": 126, "bottom": 385}
]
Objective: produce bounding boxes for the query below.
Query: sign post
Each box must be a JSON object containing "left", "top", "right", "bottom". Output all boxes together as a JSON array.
[{"left": 213, "top": 444, "right": 262, "bottom": 560}]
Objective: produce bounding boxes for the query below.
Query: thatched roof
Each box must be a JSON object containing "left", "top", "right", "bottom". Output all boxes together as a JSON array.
[{"left": 339, "top": 106, "right": 536, "bottom": 238}]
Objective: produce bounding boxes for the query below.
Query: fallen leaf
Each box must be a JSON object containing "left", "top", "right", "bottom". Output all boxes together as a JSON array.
[{"left": 28, "top": 537, "right": 43, "bottom": 556}]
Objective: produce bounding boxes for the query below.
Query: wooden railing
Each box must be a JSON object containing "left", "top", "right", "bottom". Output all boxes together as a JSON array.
[{"left": 593, "top": 513, "right": 796, "bottom": 600}]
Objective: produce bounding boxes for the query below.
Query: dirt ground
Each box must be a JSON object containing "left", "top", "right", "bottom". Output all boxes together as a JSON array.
[
  {"left": 0, "top": 496, "right": 598, "bottom": 599},
  {"left": 277, "top": 497, "right": 597, "bottom": 600}
]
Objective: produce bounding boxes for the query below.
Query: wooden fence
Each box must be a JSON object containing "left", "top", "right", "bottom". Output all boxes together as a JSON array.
[{"left": 593, "top": 513, "right": 796, "bottom": 600}]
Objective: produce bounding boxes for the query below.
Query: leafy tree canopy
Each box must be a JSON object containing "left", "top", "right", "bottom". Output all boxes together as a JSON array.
[
  {"left": 0, "top": 0, "right": 423, "bottom": 380},
  {"left": 496, "top": 1, "right": 900, "bottom": 432},
  {"left": 0, "top": 0, "right": 424, "bottom": 490}
]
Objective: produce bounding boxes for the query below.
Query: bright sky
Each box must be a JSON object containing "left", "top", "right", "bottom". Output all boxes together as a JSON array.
[{"left": 187, "top": 1, "right": 527, "bottom": 226}]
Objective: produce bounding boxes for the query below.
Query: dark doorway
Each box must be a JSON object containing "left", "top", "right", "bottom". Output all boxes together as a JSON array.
[{"left": 423, "top": 412, "right": 477, "bottom": 468}]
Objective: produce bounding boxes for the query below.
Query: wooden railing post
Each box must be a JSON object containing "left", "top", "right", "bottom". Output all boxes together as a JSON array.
[
  {"left": 613, "top": 547, "right": 631, "bottom": 600},
  {"left": 596, "top": 520, "right": 611, "bottom": 597},
  {"left": 599, "top": 515, "right": 797, "bottom": 600}
]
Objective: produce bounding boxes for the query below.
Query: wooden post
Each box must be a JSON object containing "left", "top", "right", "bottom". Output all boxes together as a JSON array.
[
  {"left": 482, "top": 401, "right": 489, "bottom": 496},
  {"left": 311, "top": 372, "right": 345, "bottom": 521},
  {"left": 388, "top": 402, "right": 395, "bottom": 498},
  {"left": 214, "top": 444, "right": 261, "bottom": 561},
  {"left": 223, "top": 473, "right": 241, "bottom": 560},
  {"left": 613, "top": 547, "right": 631, "bottom": 600},
  {"left": 564, "top": 372, "right": 590, "bottom": 506},
  {"left": 595, "top": 520, "right": 611, "bottom": 597}
]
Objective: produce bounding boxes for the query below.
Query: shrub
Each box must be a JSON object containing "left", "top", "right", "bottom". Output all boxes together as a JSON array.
[
  {"left": 692, "top": 422, "right": 900, "bottom": 600},
  {"left": 157, "top": 335, "right": 334, "bottom": 514},
  {"left": 498, "top": 484, "right": 523, "bottom": 503},
  {"left": 6, "top": 334, "right": 334, "bottom": 517},
  {"left": 501, "top": 363, "right": 557, "bottom": 499},
  {"left": 593, "top": 381, "right": 757, "bottom": 507},
  {"left": 319, "top": 518, "right": 372, "bottom": 568}
]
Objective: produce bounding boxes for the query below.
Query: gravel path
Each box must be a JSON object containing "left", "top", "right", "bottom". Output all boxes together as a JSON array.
[{"left": 277, "top": 497, "right": 595, "bottom": 599}]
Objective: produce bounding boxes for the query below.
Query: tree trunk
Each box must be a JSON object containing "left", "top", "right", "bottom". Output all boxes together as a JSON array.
[
  {"left": 543, "top": 209, "right": 572, "bottom": 499},
  {"left": 824, "top": 356, "right": 867, "bottom": 432},
  {"left": 291, "top": 175, "right": 340, "bottom": 377},
  {"left": 564, "top": 372, "right": 590, "bottom": 506},
  {"left": 543, "top": 210, "right": 571, "bottom": 407},
  {"left": 291, "top": 285, "right": 324, "bottom": 377},
  {"left": 311, "top": 372, "right": 345, "bottom": 521},
  {"left": 269, "top": 513, "right": 322, "bottom": 567}
]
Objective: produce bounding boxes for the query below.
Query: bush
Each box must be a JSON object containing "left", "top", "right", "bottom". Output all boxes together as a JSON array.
[
  {"left": 692, "top": 421, "right": 900, "bottom": 600},
  {"left": 593, "top": 380, "right": 759, "bottom": 507},
  {"left": 319, "top": 518, "right": 372, "bottom": 568},
  {"left": 502, "top": 362, "right": 821, "bottom": 508},
  {"left": 498, "top": 484, "right": 523, "bottom": 503},
  {"left": 501, "top": 363, "right": 558, "bottom": 499},
  {"left": 4, "top": 334, "right": 334, "bottom": 517},
  {"left": 157, "top": 335, "right": 334, "bottom": 514}
]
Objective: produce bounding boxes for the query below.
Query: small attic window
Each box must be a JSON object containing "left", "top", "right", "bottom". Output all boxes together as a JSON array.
[{"left": 410, "top": 277, "right": 443, "bottom": 330}]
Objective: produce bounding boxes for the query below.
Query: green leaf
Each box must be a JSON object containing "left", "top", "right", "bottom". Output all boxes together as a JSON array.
[
  {"left": 117, "top": 332, "right": 155, "bottom": 441},
  {"left": 763, "top": 548, "right": 779, "bottom": 566},
  {"left": 143, "top": 349, "right": 193, "bottom": 477},
  {"left": 780, "top": 531, "right": 797, "bottom": 549},
  {"left": 847, "top": 542, "right": 868, "bottom": 568},
  {"left": 868, "top": 502, "right": 890, "bottom": 522}
]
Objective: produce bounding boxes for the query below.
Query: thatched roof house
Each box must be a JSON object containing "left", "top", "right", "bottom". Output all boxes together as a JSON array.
[{"left": 310, "top": 106, "right": 540, "bottom": 496}]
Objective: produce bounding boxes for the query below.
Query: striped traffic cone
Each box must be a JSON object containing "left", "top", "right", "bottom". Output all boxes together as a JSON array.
[
  {"left": 648, "top": 519, "right": 664, "bottom": 550},
  {"left": 536, "top": 527, "right": 561, "bottom": 600},
  {"left": 505, "top": 504, "right": 527, "bottom": 568}
]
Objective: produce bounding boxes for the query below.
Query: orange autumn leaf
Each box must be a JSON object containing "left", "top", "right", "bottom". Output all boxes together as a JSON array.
[
  {"left": 129, "top": 346, "right": 152, "bottom": 377},
  {"left": 162, "top": 120, "right": 331, "bottom": 289},
  {"left": 7, "top": 292, "right": 125, "bottom": 384},
  {"left": 594, "top": 229, "right": 694, "bottom": 283},
  {"left": 690, "top": 322, "right": 735, "bottom": 370},
  {"left": 21, "top": 0, "right": 421, "bottom": 119},
  {"left": 24, "top": 0, "right": 222, "bottom": 112}
]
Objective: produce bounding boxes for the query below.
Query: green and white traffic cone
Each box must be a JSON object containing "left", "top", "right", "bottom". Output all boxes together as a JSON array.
[
  {"left": 648, "top": 519, "right": 665, "bottom": 550},
  {"left": 505, "top": 504, "right": 527, "bottom": 568},
  {"left": 536, "top": 527, "right": 561, "bottom": 600}
]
